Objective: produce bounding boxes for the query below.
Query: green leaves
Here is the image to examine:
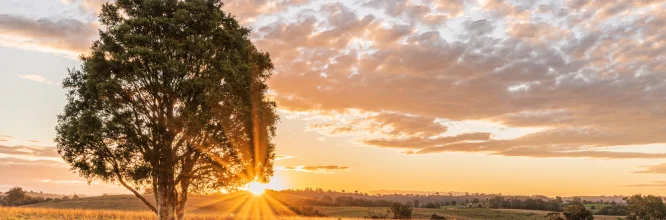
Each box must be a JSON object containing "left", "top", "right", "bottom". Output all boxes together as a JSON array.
[{"left": 56, "top": 0, "right": 278, "bottom": 213}]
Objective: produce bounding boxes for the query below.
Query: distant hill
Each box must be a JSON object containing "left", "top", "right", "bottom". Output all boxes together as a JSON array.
[
  {"left": 369, "top": 189, "right": 468, "bottom": 195},
  {"left": 0, "top": 191, "right": 85, "bottom": 200}
]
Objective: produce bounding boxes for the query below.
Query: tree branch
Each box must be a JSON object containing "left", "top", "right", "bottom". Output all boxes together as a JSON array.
[
  {"left": 101, "top": 144, "right": 158, "bottom": 214},
  {"left": 114, "top": 170, "right": 158, "bottom": 214}
]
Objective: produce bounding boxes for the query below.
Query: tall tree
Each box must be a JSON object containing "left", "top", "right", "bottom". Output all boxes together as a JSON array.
[
  {"left": 625, "top": 194, "right": 666, "bottom": 220},
  {"left": 55, "top": 0, "right": 278, "bottom": 219}
]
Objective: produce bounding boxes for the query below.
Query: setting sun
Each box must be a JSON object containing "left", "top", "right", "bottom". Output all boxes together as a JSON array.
[
  {"left": 244, "top": 177, "right": 285, "bottom": 196},
  {"left": 246, "top": 182, "right": 267, "bottom": 196}
]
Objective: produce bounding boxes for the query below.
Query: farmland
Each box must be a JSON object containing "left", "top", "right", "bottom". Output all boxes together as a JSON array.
[{"left": 0, "top": 194, "right": 621, "bottom": 220}]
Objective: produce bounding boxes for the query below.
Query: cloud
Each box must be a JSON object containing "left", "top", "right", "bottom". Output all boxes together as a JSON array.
[
  {"left": 3, "top": 0, "right": 666, "bottom": 160},
  {"left": 462, "top": 19, "right": 495, "bottom": 36},
  {"left": 248, "top": 0, "right": 666, "bottom": 159},
  {"left": 221, "top": 0, "right": 309, "bottom": 24},
  {"left": 365, "top": 133, "right": 491, "bottom": 149},
  {"left": 17, "top": 75, "right": 57, "bottom": 85},
  {"left": 275, "top": 155, "right": 296, "bottom": 161},
  {"left": 307, "top": 112, "right": 448, "bottom": 137},
  {"left": 282, "top": 165, "right": 349, "bottom": 174},
  {"left": 40, "top": 179, "right": 88, "bottom": 184},
  {"left": 362, "top": 0, "right": 460, "bottom": 26},
  {"left": 626, "top": 181, "right": 666, "bottom": 188},
  {"left": 0, "top": 135, "right": 13, "bottom": 142},
  {"left": 0, "top": 145, "right": 63, "bottom": 163},
  {"left": 635, "top": 164, "right": 666, "bottom": 174},
  {"left": 0, "top": 14, "right": 98, "bottom": 55}
]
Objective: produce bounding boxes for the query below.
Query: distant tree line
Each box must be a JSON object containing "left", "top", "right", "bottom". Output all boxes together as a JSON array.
[
  {"left": 0, "top": 187, "right": 78, "bottom": 207},
  {"left": 489, "top": 196, "right": 563, "bottom": 211},
  {"left": 0, "top": 187, "right": 46, "bottom": 206},
  {"left": 277, "top": 194, "right": 397, "bottom": 207}
]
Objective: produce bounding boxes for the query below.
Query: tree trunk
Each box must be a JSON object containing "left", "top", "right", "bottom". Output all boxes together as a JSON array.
[
  {"left": 176, "top": 179, "right": 190, "bottom": 220},
  {"left": 156, "top": 172, "right": 177, "bottom": 220}
]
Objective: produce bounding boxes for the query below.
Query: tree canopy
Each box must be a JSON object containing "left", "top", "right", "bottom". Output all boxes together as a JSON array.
[
  {"left": 625, "top": 194, "right": 666, "bottom": 220},
  {"left": 55, "top": 0, "right": 278, "bottom": 219}
]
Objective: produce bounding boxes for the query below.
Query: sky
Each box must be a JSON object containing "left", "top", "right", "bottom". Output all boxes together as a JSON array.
[{"left": 1, "top": 0, "right": 666, "bottom": 197}]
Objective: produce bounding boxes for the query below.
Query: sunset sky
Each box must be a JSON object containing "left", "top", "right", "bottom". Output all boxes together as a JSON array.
[{"left": 1, "top": 0, "right": 666, "bottom": 197}]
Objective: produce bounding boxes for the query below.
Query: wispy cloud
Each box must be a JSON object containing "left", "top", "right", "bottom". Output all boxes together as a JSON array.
[
  {"left": 635, "top": 164, "right": 666, "bottom": 174},
  {"left": 275, "top": 155, "right": 296, "bottom": 161},
  {"left": 0, "top": 135, "right": 13, "bottom": 142},
  {"left": 626, "top": 181, "right": 666, "bottom": 188},
  {"left": 0, "top": 145, "right": 63, "bottom": 164},
  {"left": 282, "top": 165, "right": 349, "bottom": 174},
  {"left": 17, "top": 74, "right": 57, "bottom": 85},
  {"left": 40, "top": 179, "right": 88, "bottom": 184}
]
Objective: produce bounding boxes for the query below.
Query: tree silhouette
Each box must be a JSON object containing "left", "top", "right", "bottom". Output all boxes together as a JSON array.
[
  {"left": 389, "top": 202, "right": 412, "bottom": 219},
  {"left": 563, "top": 204, "right": 594, "bottom": 220},
  {"left": 3, "top": 187, "right": 27, "bottom": 206},
  {"left": 55, "top": 1, "right": 278, "bottom": 219}
]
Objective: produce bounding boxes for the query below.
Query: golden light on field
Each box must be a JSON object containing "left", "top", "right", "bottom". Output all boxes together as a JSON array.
[
  {"left": 244, "top": 175, "right": 286, "bottom": 196},
  {"left": 200, "top": 187, "right": 297, "bottom": 218}
]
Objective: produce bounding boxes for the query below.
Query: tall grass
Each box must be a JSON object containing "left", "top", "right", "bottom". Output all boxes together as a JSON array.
[{"left": 0, "top": 206, "right": 360, "bottom": 220}]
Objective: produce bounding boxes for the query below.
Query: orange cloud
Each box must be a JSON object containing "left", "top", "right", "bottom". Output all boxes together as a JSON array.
[
  {"left": 0, "top": 135, "right": 13, "bottom": 142},
  {"left": 0, "top": 15, "right": 98, "bottom": 55},
  {"left": 635, "top": 164, "right": 666, "bottom": 174},
  {"left": 275, "top": 155, "right": 296, "bottom": 161},
  {"left": 626, "top": 181, "right": 666, "bottom": 188},
  {"left": 282, "top": 165, "right": 349, "bottom": 174}
]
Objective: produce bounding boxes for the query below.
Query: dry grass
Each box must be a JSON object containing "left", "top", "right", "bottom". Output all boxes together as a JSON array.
[
  {"left": 0, "top": 206, "right": 156, "bottom": 220},
  {"left": 0, "top": 206, "right": 624, "bottom": 220},
  {"left": 0, "top": 207, "right": 359, "bottom": 220}
]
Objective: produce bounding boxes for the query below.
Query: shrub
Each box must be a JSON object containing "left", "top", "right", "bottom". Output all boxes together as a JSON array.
[
  {"left": 389, "top": 202, "right": 412, "bottom": 219},
  {"left": 545, "top": 212, "right": 564, "bottom": 220},
  {"left": 430, "top": 214, "right": 447, "bottom": 219},
  {"left": 424, "top": 202, "right": 441, "bottom": 209},
  {"left": 563, "top": 205, "right": 594, "bottom": 220}
]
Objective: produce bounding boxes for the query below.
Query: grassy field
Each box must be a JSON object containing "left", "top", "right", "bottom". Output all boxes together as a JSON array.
[
  {"left": 585, "top": 204, "right": 612, "bottom": 213},
  {"left": 0, "top": 194, "right": 623, "bottom": 219},
  {"left": 0, "top": 206, "right": 624, "bottom": 220},
  {"left": 0, "top": 206, "right": 362, "bottom": 220},
  {"left": 314, "top": 206, "right": 621, "bottom": 220}
]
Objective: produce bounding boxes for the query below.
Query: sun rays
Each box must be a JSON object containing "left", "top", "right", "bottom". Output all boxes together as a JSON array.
[{"left": 195, "top": 191, "right": 297, "bottom": 219}]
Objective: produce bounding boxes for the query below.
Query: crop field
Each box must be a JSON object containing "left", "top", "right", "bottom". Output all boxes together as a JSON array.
[{"left": 0, "top": 195, "right": 623, "bottom": 220}]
